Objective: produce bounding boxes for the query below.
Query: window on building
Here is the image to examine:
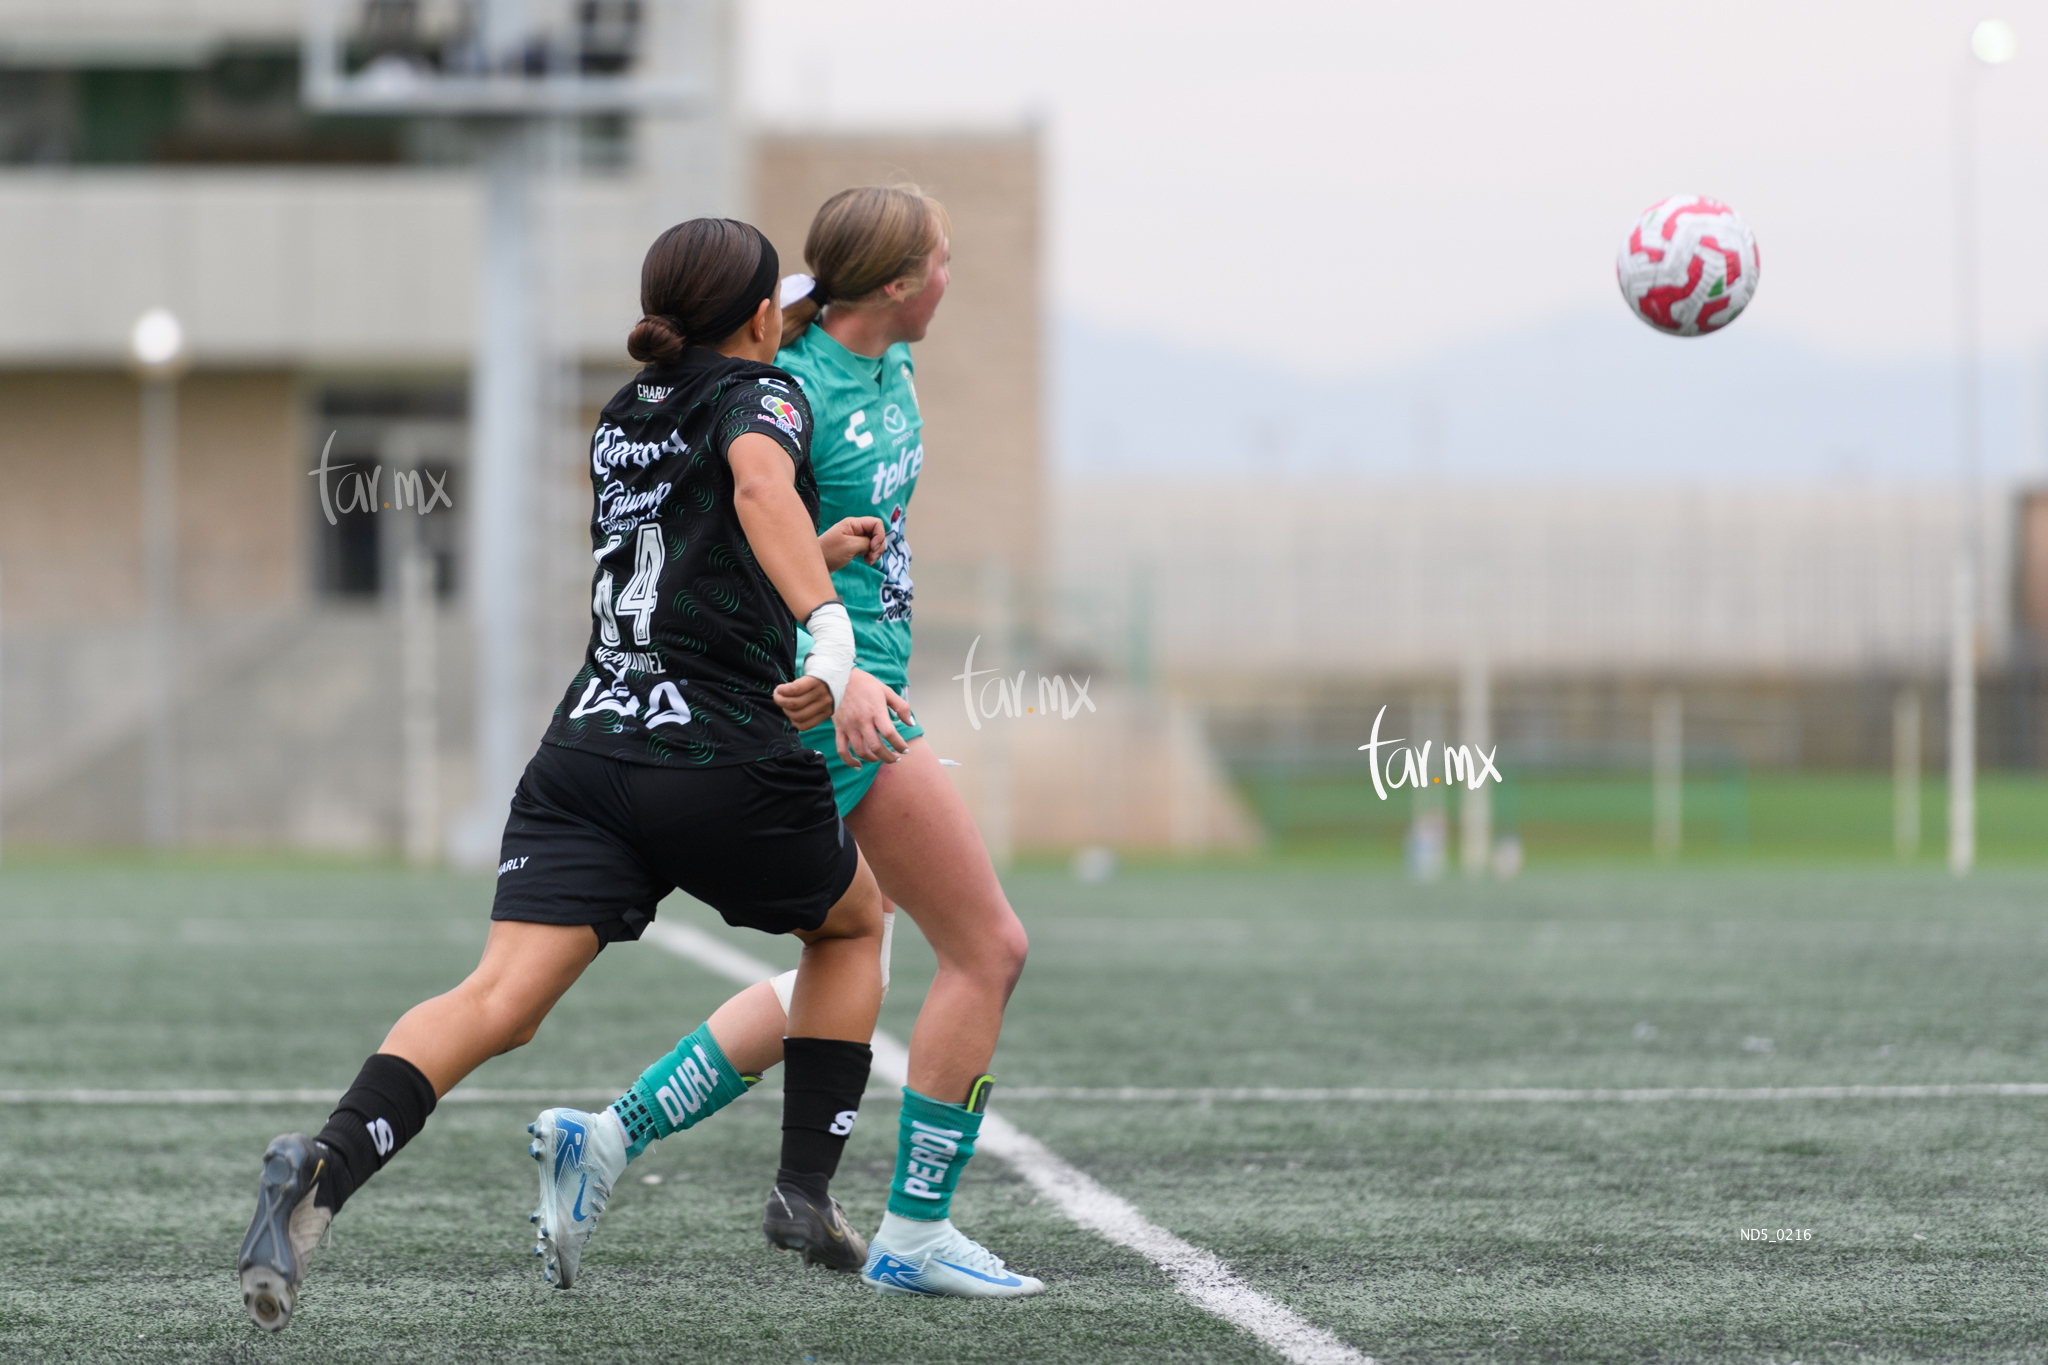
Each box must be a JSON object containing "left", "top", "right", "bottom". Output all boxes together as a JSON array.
[
  {"left": 312, "top": 386, "right": 466, "bottom": 601},
  {"left": 0, "top": 49, "right": 632, "bottom": 167}
]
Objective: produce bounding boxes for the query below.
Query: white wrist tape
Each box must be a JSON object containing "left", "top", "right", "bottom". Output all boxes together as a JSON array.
[{"left": 802, "top": 600, "right": 855, "bottom": 712}]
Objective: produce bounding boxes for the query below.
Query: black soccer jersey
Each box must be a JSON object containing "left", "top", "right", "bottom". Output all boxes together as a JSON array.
[{"left": 543, "top": 349, "right": 820, "bottom": 768}]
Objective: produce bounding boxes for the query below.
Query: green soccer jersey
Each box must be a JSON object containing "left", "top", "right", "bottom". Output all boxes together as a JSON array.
[{"left": 779, "top": 322, "right": 924, "bottom": 687}]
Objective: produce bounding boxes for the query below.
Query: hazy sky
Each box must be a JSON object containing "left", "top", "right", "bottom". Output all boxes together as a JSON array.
[{"left": 742, "top": 0, "right": 2048, "bottom": 373}]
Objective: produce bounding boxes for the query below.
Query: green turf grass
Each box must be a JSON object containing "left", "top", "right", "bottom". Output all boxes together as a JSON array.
[
  {"left": 1237, "top": 770, "right": 2048, "bottom": 865},
  {"left": 4, "top": 862, "right": 2048, "bottom": 1361}
]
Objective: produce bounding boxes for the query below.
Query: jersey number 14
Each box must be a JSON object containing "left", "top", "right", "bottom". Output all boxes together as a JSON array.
[{"left": 596, "top": 523, "right": 664, "bottom": 647}]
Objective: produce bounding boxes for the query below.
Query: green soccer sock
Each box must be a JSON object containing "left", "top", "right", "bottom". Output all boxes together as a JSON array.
[
  {"left": 886, "top": 1083, "right": 987, "bottom": 1221},
  {"left": 608, "top": 1022, "right": 755, "bottom": 1161}
]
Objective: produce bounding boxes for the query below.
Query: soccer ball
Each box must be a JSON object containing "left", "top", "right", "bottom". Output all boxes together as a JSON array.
[{"left": 1615, "top": 195, "right": 1759, "bottom": 336}]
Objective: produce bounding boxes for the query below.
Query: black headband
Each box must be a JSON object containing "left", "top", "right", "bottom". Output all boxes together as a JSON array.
[{"left": 681, "top": 223, "right": 781, "bottom": 347}]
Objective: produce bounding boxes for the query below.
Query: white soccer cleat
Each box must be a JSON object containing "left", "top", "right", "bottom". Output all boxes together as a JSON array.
[
  {"left": 860, "top": 1213, "right": 1045, "bottom": 1299},
  {"left": 526, "top": 1107, "right": 627, "bottom": 1289}
]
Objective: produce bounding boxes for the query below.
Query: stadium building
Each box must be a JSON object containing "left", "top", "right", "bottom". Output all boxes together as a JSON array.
[
  {"left": 0, "top": 0, "right": 1073, "bottom": 854},
  {"left": 3, "top": 1, "right": 2044, "bottom": 860}
]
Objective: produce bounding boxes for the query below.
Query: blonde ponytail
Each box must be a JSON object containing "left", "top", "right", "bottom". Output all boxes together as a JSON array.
[{"left": 778, "top": 184, "right": 949, "bottom": 347}]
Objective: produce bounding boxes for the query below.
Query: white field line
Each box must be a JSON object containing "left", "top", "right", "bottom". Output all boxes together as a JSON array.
[
  {"left": 15, "top": 1082, "right": 2048, "bottom": 1107},
  {"left": 637, "top": 919, "right": 1370, "bottom": 1365},
  {"left": 0, "top": 1088, "right": 622, "bottom": 1113},
  {"left": 975, "top": 1112, "right": 1367, "bottom": 1365},
  {"left": 996, "top": 1084, "right": 2048, "bottom": 1102}
]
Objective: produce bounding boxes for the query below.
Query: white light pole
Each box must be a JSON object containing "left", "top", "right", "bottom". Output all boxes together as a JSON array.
[
  {"left": 1950, "top": 19, "right": 2015, "bottom": 877},
  {"left": 0, "top": 560, "right": 6, "bottom": 866},
  {"left": 1459, "top": 651, "right": 1491, "bottom": 876},
  {"left": 130, "top": 307, "right": 189, "bottom": 850}
]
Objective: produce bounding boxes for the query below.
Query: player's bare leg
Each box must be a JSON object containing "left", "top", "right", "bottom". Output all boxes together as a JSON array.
[
  {"left": 844, "top": 740, "right": 1040, "bottom": 1295},
  {"left": 782, "top": 855, "right": 888, "bottom": 1041},
  {"left": 846, "top": 739, "right": 1028, "bottom": 1100},
  {"left": 239, "top": 922, "right": 600, "bottom": 1330},
  {"left": 533, "top": 854, "right": 887, "bottom": 1285},
  {"left": 383, "top": 921, "right": 602, "bottom": 1092},
  {"left": 681, "top": 740, "right": 1038, "bottom": 1295},
  {"left": 695, "top": 741, "right": 1024, "bottom": 1092}
]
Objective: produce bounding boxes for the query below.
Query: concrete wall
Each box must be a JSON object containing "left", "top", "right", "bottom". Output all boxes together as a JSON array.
[
  {"left": 0, "top": 169, "right": 671, "bottom": 367},
  {"left": 1056, "top": 479, "right": 2009, "bottom": 683},
  {"left": 0, "top": 370, "right": 303, "bottom": 625},
  {"left": 750, "top": 132, "right": 1044, "bottom": 583}
]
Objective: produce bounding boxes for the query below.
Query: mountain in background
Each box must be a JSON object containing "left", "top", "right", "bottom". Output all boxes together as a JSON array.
[{"left": 1055, "top": 312, "right": 2045, "bottom": 485}]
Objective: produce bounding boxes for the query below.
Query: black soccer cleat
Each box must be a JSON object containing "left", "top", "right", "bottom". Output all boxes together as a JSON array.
[
  {"left": 237, "top": 1133, "right": 332, "bottom": 1333},
  {"left": 763, "top": 1180, "right": 867, "bottom": 1272}
]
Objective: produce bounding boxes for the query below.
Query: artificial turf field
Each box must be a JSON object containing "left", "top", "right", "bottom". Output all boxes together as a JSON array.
[{"left": 5, "top": 861, "right": 2048, "bottom": 1363}]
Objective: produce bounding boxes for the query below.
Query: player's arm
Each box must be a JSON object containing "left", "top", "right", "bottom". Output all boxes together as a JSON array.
[
  {"left": 776, "top": 667, "right": 914, "bottom": 766},
  {"left": 730, "top": 432, "right": 836, "bottom": 617},
  {"left": 729, "top": 433, "right": 856, "bottom": 722},
  {"left": 728, "top": 434, "right": 899, "bottom": 760},
  {"left": 819, "top": 516, "right": 885, "bottom": 572}
]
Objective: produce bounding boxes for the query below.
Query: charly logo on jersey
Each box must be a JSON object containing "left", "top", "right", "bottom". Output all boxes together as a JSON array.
[
  {"left": 756, "top": 377, "right": 791, "bottom": 393},
  {"left": 844, "top": 410, "right": 875, "bottom": 450},
  {"left": 636, "top": 383, "right": 673, "bottom": 403},
  {"left": 758, "top": 395, "right": 804, "bottom": 438}
]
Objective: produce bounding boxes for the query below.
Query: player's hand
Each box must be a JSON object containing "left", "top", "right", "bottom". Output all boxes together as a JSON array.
[
  {"left": 818, "top": 516, "right": 885, "bottom": 572},
  {"left": 773, "top": 675, "right": 834, "bottom": 729},
  {"left": 832, "top": 669, "right": 915, "bottom": 768}
]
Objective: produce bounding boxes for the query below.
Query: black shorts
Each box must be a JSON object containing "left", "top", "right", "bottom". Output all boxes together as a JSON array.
[{"left": 490, "top": 743, "right": 859, "bottom": 946}]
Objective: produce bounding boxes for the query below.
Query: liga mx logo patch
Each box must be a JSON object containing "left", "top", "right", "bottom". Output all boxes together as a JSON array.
[{"left": 758, "top": 395, "right": 803, "bottom": 439}]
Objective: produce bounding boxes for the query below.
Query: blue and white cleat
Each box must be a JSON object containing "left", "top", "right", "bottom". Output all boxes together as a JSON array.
[
  {"left": 526, "top": 1107, "right": 627, "bottom": 1289},
  {"left": 860, "top": 1213, "right": 1045, "bottom": 1298}
]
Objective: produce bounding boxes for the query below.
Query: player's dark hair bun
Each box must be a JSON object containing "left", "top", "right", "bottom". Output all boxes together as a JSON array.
[
  {"left": 626, "top": 313, "right": 686, "bottom": 364},
  {"left": 628, "top": 218, "right": 779, "bottom": 364}
]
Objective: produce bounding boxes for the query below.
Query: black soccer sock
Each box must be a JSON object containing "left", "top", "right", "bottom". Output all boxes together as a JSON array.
[
  {"left": 778, "top": 1037, "right": 872, "bottom": 1200},
  {"left": 314, "top": 1053, "right": 438, "bottom": 1213}
]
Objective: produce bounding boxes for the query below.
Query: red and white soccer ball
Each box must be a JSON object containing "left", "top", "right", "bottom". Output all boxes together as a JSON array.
[{"left": 1615, "top": 195, "right": 1759, "bottom": 337}]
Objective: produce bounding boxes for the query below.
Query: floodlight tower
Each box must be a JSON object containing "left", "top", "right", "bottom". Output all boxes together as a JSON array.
[
  {"left": 1950, "top": 18, "right": 2016, "bottom": 877},
  {"left": 304, "top": 1, "right": 699, "bottom": 864}
]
